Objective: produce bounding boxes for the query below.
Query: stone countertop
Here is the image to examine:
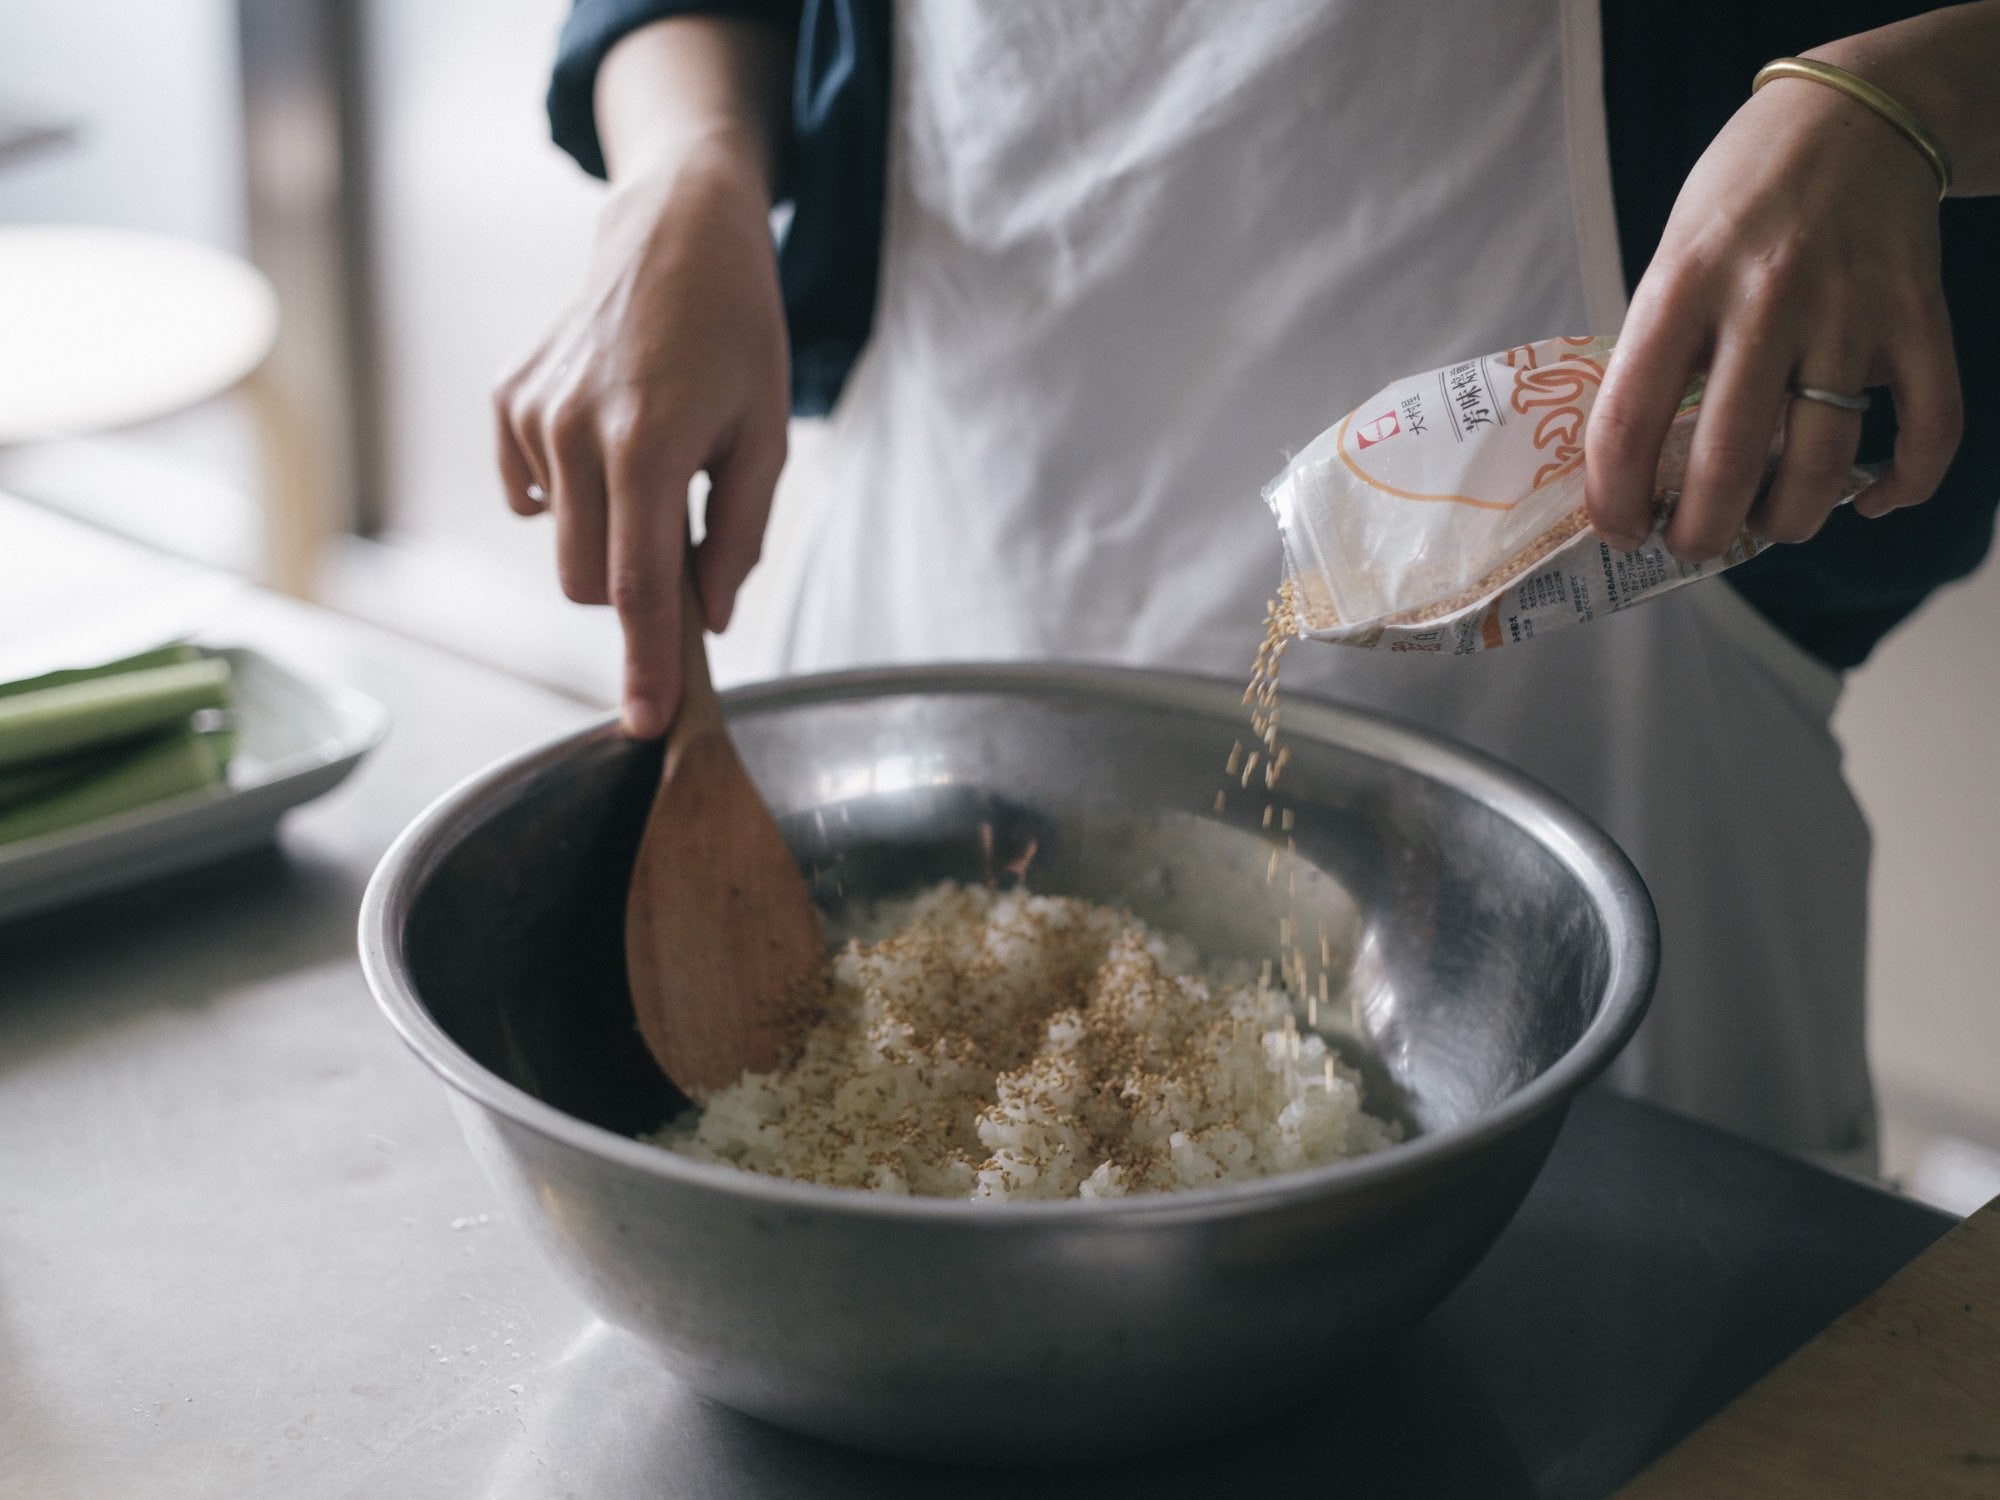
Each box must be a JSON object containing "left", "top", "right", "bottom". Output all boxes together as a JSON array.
[{"left": 0, "top": 501, "right": 1952, "bottom": 1498}]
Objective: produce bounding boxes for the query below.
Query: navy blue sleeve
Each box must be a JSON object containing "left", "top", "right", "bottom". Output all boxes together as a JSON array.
[
  {"left": 548, "top": 0, "right": 802, "bottom": 180},
  {"left": 780, "top": 0, "right": 890, "bottom": 414}
]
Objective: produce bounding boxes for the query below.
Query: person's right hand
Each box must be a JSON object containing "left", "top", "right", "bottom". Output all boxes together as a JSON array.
[{"left": 493, "top": 140, "right": 789, "bottom": 739}]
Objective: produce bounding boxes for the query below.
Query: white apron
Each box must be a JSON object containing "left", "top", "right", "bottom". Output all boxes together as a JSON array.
[{"left": 759, "top": 0, "right": 1875, "bottom": 1164}]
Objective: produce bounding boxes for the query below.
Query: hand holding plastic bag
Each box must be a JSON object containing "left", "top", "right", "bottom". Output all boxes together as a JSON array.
[{"left": 1265, "top": 335, "right": 1874, "bottom": 653}]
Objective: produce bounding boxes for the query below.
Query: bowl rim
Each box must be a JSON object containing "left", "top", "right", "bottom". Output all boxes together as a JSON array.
[{"left": 359, "top": 662, "right": 1658, "bottom": 1226}]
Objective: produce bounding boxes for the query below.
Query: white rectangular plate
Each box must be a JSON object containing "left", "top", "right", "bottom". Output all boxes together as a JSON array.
[{"left": 0, "top": 645, "right": 387, "bottom": 922}]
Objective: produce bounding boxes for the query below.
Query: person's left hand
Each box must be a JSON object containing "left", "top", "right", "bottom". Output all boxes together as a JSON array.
[{"left": 1584, "top": 66, "right": 1962, "bottom": 559}]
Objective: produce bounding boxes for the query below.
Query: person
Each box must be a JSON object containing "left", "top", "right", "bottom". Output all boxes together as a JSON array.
[{"left": 497, "top": 0, "right": 2000, "bottom": 1168}]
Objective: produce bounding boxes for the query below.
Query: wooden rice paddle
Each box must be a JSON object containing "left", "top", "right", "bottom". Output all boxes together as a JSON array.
[{"left": 624, "top": 579, "right": 825, "bottom": 1101}]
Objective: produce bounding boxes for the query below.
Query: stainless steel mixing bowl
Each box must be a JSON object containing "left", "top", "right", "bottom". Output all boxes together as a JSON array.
[{"left": 360, "top": 665, "right": 1656, "bottom": 1463}]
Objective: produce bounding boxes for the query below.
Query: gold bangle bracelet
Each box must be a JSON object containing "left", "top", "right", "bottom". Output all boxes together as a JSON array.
[{"left": 1753, "top": 57, "right": 1953, "bottom": 199}]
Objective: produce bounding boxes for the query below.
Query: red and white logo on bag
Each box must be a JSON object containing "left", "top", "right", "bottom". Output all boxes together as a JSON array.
[{"left": 1355, "top": 411, "right": 1400, "bottom": 448}]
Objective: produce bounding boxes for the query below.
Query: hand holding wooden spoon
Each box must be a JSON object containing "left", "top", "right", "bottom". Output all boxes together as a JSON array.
[{"left": 625, "top": 573, "right": 825, "bottom": 1101}]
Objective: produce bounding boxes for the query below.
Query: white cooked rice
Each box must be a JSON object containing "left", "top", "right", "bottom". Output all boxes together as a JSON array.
[{"left": 647, "top": 881, "right": 1400, "bottom": 1199}]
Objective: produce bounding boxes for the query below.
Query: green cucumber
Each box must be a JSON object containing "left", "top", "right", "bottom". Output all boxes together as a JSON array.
[
  {"left": 0, "top": 643, "right": 203, "bottom": 701},
  {"left": 0, "top": 657, "right": 232, "bottom": 769},
  {"left": 0, "top": 725, "right": 230, "bottom": 848}
]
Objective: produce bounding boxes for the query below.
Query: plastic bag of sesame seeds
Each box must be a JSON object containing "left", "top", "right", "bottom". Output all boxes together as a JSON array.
[{"left": 1263, "top": 334, "right": 1877, "bottom": 654}]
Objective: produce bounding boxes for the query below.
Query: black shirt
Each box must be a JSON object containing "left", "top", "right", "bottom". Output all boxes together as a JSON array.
[{"left": 549, "top": 0, "right": 1998, "bottom": 671}]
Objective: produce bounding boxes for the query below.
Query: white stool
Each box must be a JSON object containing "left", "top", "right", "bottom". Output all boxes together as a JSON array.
[{"left": 0, "top": 225, "right": 325, "bottom": 596}]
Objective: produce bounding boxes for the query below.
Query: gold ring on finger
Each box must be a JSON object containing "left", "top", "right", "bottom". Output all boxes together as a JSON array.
[{"left": 1790, "top": 384, "right": 1871, "bottom": 413}]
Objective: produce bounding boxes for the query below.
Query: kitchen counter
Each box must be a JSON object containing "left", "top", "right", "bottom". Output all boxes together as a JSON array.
[{"left": 0, "top": 503, "right": 1954, "bottom": 1498}]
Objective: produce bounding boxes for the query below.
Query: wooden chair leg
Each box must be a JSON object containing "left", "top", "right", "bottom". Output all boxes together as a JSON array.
[{"left": 241, "top": 363, "right": 330, "bottom": 601}]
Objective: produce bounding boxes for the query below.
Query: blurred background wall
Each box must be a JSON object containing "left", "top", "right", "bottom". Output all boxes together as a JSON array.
[{"left": 2, "top": 1, "right": 1994, "bottom": 1208}]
